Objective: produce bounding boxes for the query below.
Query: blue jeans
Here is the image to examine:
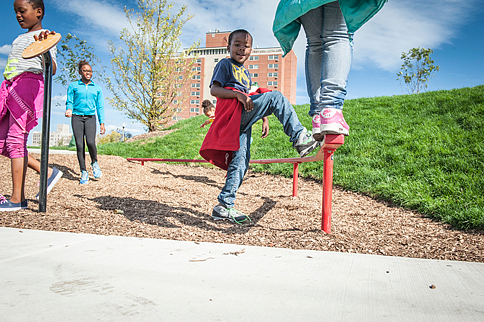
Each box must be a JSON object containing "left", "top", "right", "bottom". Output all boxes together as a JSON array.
[
  {"left": 217, "top": 91, "right": 304, "bottom": 209},
  {"left": 299, "top": 1, "right": 353, "bottom": 116}
]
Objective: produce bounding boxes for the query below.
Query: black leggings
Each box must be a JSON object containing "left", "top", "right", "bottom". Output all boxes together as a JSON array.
[{"left": 72, "top": 115, "right": 98, "bottom": 172}]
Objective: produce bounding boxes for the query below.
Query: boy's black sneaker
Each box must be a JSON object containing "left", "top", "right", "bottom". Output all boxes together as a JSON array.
[
  {"left": 293, "top": 128, "right": 318, "bottom": 157},
  {"left": 212, "top": 204, "right": 251, "bottom": 224}
]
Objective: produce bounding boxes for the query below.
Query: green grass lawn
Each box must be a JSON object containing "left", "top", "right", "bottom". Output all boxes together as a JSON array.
[{"left": 98, "top": 85, "right": 484, "bottom": 230}]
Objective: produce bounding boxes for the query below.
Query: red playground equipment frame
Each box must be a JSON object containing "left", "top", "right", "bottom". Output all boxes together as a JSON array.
[{"left": 127, "top": 134, "right": 344, "bottom": 233}]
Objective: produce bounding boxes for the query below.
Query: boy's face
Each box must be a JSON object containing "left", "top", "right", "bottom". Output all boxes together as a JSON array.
[
  {"left": 227, "top": 32, "right": 252, "bottom": 64},
  {"left": 14, "top": 0, "right": 42, "bottom": 31}
]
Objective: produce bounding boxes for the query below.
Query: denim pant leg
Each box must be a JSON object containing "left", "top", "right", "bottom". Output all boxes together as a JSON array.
[
  {"left": 217, "top": 128, "right": 251, "bottom": 209},
  {"left": 242, "top": 91, "right": 304, "bottom": 143},
  {"left": 217, "top": 91, "right": 305, "bottom": 208},
  {"left": 299, "top": 1, "right": 353, "bottom": 116}
]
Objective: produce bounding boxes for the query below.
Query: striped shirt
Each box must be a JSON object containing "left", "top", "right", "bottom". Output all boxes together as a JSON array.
[{"left": 3, "top": 29, "right": 57, "bottom": 80}]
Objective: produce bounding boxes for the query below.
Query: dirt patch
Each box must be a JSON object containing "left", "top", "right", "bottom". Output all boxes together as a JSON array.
[{"left": 1, "top": 154, "right": 483, "bottom": 263}]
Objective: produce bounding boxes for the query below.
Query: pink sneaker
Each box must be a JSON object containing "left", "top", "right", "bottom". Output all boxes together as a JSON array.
[
  {"left": 312, "top": 114, "right": 324, "bottom": 141},
  {"left": 319, "top": 108, "right": 349, "bottom": 136}
]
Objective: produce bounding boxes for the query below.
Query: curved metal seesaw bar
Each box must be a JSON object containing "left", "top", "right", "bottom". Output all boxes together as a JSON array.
[{"left": 127, "top": 134, "right": 344, "bottom": 233}]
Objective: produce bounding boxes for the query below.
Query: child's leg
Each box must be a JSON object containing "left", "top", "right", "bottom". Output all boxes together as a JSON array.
[
  {"left": 217, "top": 129, "right": 252, "bottom": 209},
  {"left": 10, "top": 156, "right": 28, "bottom": 203},
  {"left": 299, "top": 2, "right": 352, "bottom": 116},
  {"left": 28, "top": 154, "right": 53, "bottom": 178},
  {"left": 84, "top": 116, "right": 98, "bottom": 164},
  {"left": 72, "top": 115, "right": 87, "bottom": 172},
  {"left": 0, "top": 110, "right": 29, "bottom": 203},
  {"left": 242, "top": 91, "right": 304, "bottom": 143}
]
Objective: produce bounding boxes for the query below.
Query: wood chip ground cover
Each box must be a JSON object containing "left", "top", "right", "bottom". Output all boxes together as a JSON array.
[{"left": 1, "top": 153, "right": 482, "bottom": 263}]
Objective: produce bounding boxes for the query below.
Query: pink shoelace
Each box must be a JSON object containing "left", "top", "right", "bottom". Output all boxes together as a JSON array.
[{"left": 0, "top": 194, "right": 7, "bottom": 204}]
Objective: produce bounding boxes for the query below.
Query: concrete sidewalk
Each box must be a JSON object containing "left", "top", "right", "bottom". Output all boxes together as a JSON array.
[
  {"left": 1, "top": 227, "right": 483, "bottom": 321},
  {"left": 28, "top": 148, "right": 77, "bottom": 155}
]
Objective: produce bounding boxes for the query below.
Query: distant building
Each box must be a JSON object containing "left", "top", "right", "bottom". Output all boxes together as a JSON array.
[
  {"left": 31, "top": 124, "right": 71, "bottom": 147},
  {"left": 168, "top": 30, "right": 297, "bottom": 123}
]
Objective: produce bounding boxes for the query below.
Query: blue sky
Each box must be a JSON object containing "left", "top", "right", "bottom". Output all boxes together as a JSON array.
[{"left": 1, "top": 0, "right": 483, "bottom": 138}]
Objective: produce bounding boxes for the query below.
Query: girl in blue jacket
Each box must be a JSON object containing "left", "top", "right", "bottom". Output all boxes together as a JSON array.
[{"left": 65, "top": 60, "right": 105, "bottom": 184}]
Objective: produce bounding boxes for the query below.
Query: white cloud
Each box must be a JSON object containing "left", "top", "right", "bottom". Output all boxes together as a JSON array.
[
  {"left": 53, "top": 94, "right": 67, "bottom": 103},
  {"left": 0, "top": 44, "right": 12, "bottom": 55},
  {"left": 179, "top": 0, "right": 476, "bottom": 75},
  {"left": 179, "top": 0, "right": 280, "bottom": 49},
  {"left": 52, "top": 0, "right": 129, "bottom": 37},
  {"left": 351, "top": 0, "right": 476, "bottom": 71},
  {"left": 0, "top": 58, "right": 6, "bottom": 71}
]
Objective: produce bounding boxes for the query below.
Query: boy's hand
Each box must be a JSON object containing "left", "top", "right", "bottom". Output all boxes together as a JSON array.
[
  {"left": 65, "top": 110, "right": 72, "bottom": 118},
  {"left": 236, "top": 92, "right": 253, "bottom": 111},
  {"left": 34, "top": 30, "right": 56, "bottom": 41},
  {"left": 261, "top": 117, "right": 269, "bottom": 138}
]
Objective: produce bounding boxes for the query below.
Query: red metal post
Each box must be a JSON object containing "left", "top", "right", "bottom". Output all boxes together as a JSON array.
[
  {"left": 322, "top": 149, "right": 335, "bottom": 233},
  {"left": 292, "top": 163, "right": 299, "bottom": 197}
]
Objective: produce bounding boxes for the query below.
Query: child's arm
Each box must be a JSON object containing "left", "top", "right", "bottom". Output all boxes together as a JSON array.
[
  {"left": 261, "top": 117, "right": 269, "bottom": 138},
  {"left": 211, "top": 82, "right": 254, "bottom": 111},
  {"left": 34, "top": 30, "right": 57, "bottom": 75},
  {"left": 200, "top": 119, "right": 211, "bottom": 128},
  {"left": 65, "top": 83, "right": 74, "bottom": 117}
]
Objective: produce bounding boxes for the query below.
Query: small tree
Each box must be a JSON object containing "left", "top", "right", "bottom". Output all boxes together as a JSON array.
[
  {"left": 97, "top": 130, "right": 122, "bottom": 144},
  {"left": 397, "top": 47, "right": 440, "bottom": 94},
  {"left": 107, "top": 0, "right": 200, "bottom": 132},
  {"left": 55, "top": 33, "right": 105, "bottom": 88}
]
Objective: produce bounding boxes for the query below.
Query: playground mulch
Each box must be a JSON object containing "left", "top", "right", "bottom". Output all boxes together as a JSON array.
[{"left": 1, "top": 153, "right": 483, "bottom": 263}]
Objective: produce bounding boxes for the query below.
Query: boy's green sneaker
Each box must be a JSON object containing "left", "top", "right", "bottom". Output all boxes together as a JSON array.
[
  {"left": 293, "top": 128, "right": 318, "bottom": 157},
  {"left": 212, "top": 204, "right": 251, "bottom": 224}
]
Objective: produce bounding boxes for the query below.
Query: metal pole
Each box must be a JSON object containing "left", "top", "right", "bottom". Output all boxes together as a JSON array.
[
  {"left": 292, "top": 163, "right": 299, "bottom": 198},
  {"left": 322, "top": 149, "right": 335, "bottom": 233},
  {"left": 38, "top": 51, "right": 53, "bottom": 212}
]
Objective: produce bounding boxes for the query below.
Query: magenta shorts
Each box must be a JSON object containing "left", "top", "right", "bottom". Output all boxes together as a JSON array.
[{"left": 0, "top": 72, "right": 44, "bottom": 159}]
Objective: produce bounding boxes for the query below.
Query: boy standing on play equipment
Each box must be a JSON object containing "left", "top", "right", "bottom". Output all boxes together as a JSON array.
[
  {"left": 200, "top": 29, "right": 318, "bottom": 224},
  {"left": 0, "top": 0, "right": 61, "bottom": 211}
]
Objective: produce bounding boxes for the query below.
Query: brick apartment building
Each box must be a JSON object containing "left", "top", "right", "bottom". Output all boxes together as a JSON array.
[{"left": 171, "top": 30, "right": 297, "bottom": 122}]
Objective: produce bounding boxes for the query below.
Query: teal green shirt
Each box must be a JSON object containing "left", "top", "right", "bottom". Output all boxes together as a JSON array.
[
  {"left": 273, "top": 0, "right": 387, "bottom": 56},
  {"left": 66, "top": 80, "right": 105, "bottom": 124}
]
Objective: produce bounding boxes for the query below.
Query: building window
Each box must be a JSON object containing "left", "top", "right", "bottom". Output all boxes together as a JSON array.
[
  {"left": 249, "top": 56, "right": 259, "bottom": 61},
  {"left": 172, "top": 107, "right": 182, "bottom": 112},
  {"left": 176, "top": 92, "right": 182, "bottom": 96},
  {"left": 191, "top": 91, "right": 200, "bottom": 96},
  {"left": 213, "top": 100, "right": 217, "bottom": 104},
  {"left": 176, "top": 67, "right": 183, "bottom": 72},
  {"left": 192, "top": 66, "right": 201, "bottom": 71},
  {"left": 190, "top": 108, "right": 200, "bottom": 113},
  {"left": 172, "top": 116, "right": 182, "bottom": 121},
  {"left": 214, "top": 58, "right": 219, "bottom": 63},
  {"left": 268, "top": 64, "right": 279, "bottom": 69},
  {"left": 191, "top": 83, "right": 200, "bottom": 88},
  {"left": 190, "top": 100, "right": 200, "bottom": 105},
  {"left": 268, "top": 72, "right": 278, "bottom": 78},
  {"left": 269, "top": 55, "right": 279, "bottom": 60},
  {"left": 248, "top": 65, "right": 258, "bottom": 69},
  {"left": 192, "top": 74, "right": 201, "bottom": 80},
  {"left": 196, "top": 58, "right": 202, "bottom": 63},
  {"left": 250, "top": 73, "right": 259, "bottom": 78},
  {"left": 178, "top": 75, "right": 183, "bottom": 80},
  {"left": 268, "top": 81, "right": 278, "bottom": 86}
]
